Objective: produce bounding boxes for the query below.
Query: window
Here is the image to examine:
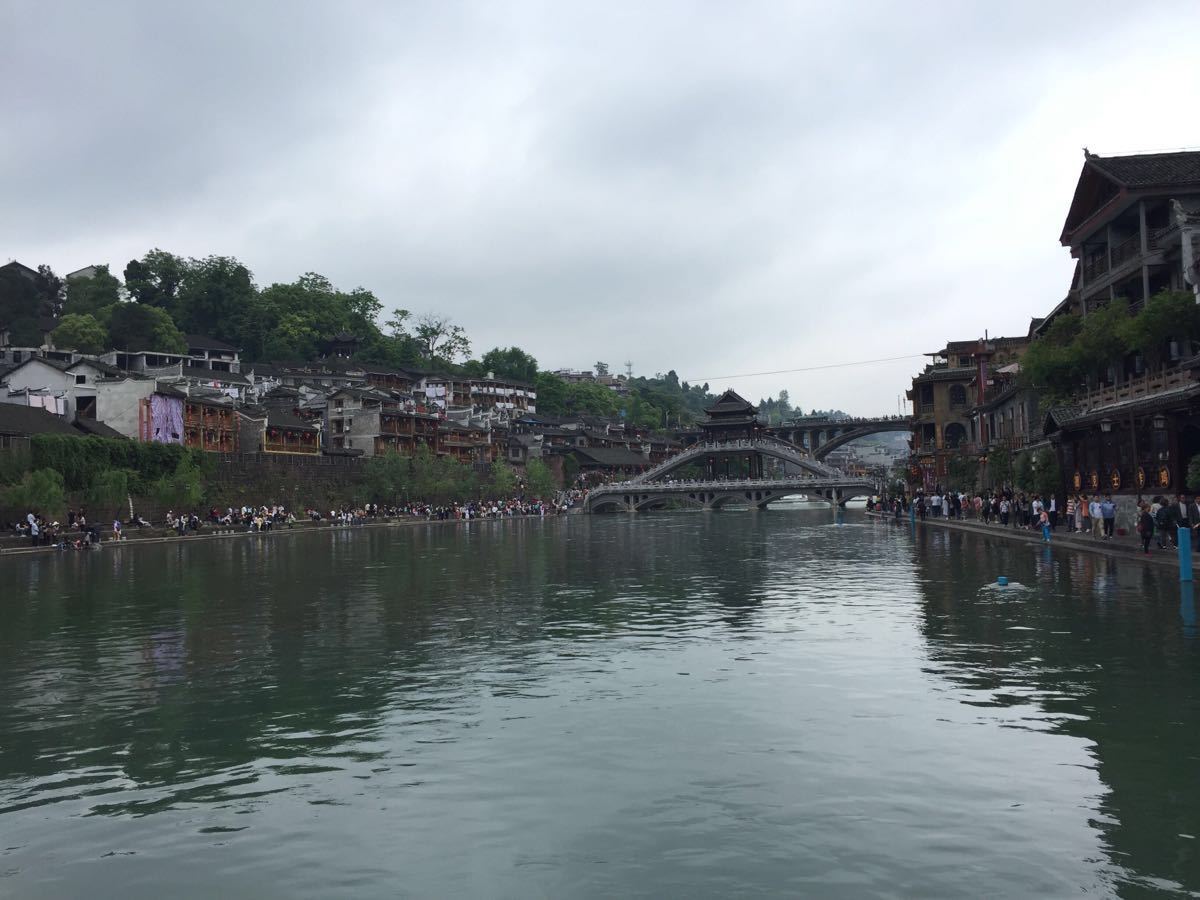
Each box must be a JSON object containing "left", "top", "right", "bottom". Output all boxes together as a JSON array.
[
  {"left": 919, "top": 385, "right": 933, "bottom": 408},
  {"left": 75, "top": 374, "right": 87, "bottom": 385},
  {"left": 944, "top": 422, "right": 967, "bottom": 448},
  {"left": 948, "top": 384, "right": 967, "bottom": 408}
]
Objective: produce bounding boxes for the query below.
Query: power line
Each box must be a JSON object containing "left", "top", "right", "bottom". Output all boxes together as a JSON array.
[{"left": 686, "top": 353, "right": 925, "bottom": 383}]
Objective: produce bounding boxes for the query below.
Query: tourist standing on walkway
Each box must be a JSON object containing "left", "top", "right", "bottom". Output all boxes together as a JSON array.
[
  {"left": 1031, "top": 496, "right": 1043, "bottom": 531},
  {"left": 1152, "top": 497, "right": 1169, "bottom": 549},
  {"left": 1137, "top": 502, "right": 1155, "bottom": 555},
  {"left": 1101, "top": 496, "right": 1116, "bottom": 539},
  {"left": 1039, "top": 508, "right": 1051, "bottom": 543},
  {"left": 1090, "top": 497, "right": 1104, "bottom": 538},
  {"left": 1048, "top": 496, "right": 1058, "bottom": 530},
  {"left": 1170, "top": 494, "right": 1191, "bottom": 547},
  {"left": 999, "top": 496, "right": 1010, "bottom": 526},
  {"left": 1073, "top": 495, "right": 1084, "bottom": 532}
]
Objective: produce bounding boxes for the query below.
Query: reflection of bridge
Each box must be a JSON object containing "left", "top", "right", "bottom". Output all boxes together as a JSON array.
[
  {"left": 768, "top": 417, "right": 911, "bottom": 461},
  {"left": 584, "top": 475, "right": 876, "bottom": 512},
  {"left": 585, "top": 436, "right": 876, "bottom": 513}
]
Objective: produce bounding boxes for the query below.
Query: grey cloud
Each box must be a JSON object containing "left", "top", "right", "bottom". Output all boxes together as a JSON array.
[{"left": 2, "top": 0, "right": 1197, "bottom": 413}]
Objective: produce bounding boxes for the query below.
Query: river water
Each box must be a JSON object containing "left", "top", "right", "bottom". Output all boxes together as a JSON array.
[{"left": 1, "top": 512, "right": 1198, "bottom": 898}]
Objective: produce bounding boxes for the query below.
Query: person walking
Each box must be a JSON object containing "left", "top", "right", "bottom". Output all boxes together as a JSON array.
[
  {"left": 1039, "top": 508, "right": 1052, "bottom": 543},
  {"left": 1137, "top": 502, "right": 1155, "bottom": 555}
]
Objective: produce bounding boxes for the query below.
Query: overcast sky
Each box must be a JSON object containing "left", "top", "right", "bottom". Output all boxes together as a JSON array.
[{"left": 3, "top": 1, "right": 1197, "bottom": 414}]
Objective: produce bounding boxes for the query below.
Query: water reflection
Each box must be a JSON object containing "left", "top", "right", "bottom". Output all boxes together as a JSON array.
[
  {"left": 910, "top": 526, "right": 1200, "bottom": 896},
  {"left": 1, "top": 514, "right": 1198, "bottom": 897}
]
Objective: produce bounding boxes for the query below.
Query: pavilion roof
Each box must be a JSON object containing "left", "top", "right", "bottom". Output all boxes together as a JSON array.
[{"left": 704, "top": 389, "right": 757, "bottom": 415}]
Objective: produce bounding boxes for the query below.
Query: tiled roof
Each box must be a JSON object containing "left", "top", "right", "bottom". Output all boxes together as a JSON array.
[
  {"left": 267, "top": 410, "right": 318, "bottom": 432},
  {"left": 73, "top": 417, "right": 126, "bottom": 439},
  {"left": 705, "top": 389, "right": 756, "bottom": 414},
  {"left": 0, "top": 403, "right": 84, "bottom": 437},
  {"left": 570, "top": 446, "right": 650, "bottom": 468},
  {"left": 186, "top": 334, "right": 240, "bottom": 352},
  {"left": 68, "top": 357, "right": 122, "bottom": 376},
  {"left": 179, "top": 364, "right": 250, "bottom": 385},
  {"left": 1087, "top": 151, "right": 1200, "bottom": 188}
]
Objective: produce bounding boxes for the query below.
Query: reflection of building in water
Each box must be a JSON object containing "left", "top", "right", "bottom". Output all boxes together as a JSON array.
[{"left": 911, "top": 531, "right": 1200, "bottom": 892}]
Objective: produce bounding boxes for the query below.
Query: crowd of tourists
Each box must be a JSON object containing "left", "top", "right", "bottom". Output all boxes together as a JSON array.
[
  {"left": 872, "top": 488, "right": 1200, "bottom": 555},
  {"left": 6, "top": 488, "right": 587, "bottom": 551}
]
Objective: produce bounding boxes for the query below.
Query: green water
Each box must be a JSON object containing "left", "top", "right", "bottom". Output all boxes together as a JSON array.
[{"left": 1, "top": 513, "right": 1198, "bottom": 898}]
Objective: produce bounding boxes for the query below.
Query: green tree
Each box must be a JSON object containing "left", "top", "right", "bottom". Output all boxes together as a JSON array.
[
  {"left": 987, "top": 446, "right": 1013, "bottom": 488},
  {"left": 946, "top": 455, "right": 979, "bottom": 492},
  {"left": 533, "top": 372, "right": 569, "bottom": 415},
  {"left": 1021, "top": 314, "right": 1083, "bottom": 399},
  {"left": 414, "top": 314, "right": 471, "bottom": 367},
  {"left": 1188, "top": 455, "right": 1200, "bottom": 493},
  {"left": 490, "top": 460, "right": 517, "bottom": 498},
  {"left": 62, "top": 265, "right": 121, "bottom": 318},
  {"left": 88, "top": 468, "right": 131, "bottom": 511},
  {"left": 252, "top": 274, "right": 385, "bottom": 362},
  {"left": 35, "top": 265, "right": 65, "bottom": 318},
  {"left": 0, "top": 265, "right": 45, "bottom": 346},
  {"left": 364, "top": 450, "right": 412, "bottom": 501},
  {"left": 472, "top": 346, "right": 539, "bottom": 383},
  {"left": 1073, "top": 301, "right": 1131, "bottom": 383},
  {"left": 3, "top": 468, "right": 66, "bottom": 518},
  {"left": 1013, "top": 452, "right": 1035, "bottom": 492},
  {"left": 178, "top": 255, "right": 256, "bottom": 341},
  {"left": 525, "top": 458, "right": 556, "bottom": 498},
  {"left": 152, "top": 457, "right": 205, "bottom": 509},
  {"left": 51, "top": 313, "right": 108, "bottom": 354},
  {"left": 1120, "top": 290, "right": 1200, "bottom": 371},
  {"left": 124, "top": 249, "right": 188, "bottom": 316},
  {"left": 1031, "top": 448, "right": 1062, "bottom": 500},
  {"left": 107, "top": 303, "right": 187, "bottom": 352}
]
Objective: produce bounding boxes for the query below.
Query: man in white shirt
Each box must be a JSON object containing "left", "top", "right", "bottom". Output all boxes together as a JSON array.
[{"left": 1089, "top": 498, "right": 1104, "bottom": 538}]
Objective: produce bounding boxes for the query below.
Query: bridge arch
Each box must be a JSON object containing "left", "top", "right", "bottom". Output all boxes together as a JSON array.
[
  {"left": 633, "top": 494, "right": 705, "bottom": 512},
  {"left": 810, "top": 420, "right": 911, "bottom": 461}
]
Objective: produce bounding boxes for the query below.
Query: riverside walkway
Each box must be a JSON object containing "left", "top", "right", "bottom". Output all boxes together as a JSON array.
[{"left": 871, "top": 510, "right": 1186, "bottom": 570}]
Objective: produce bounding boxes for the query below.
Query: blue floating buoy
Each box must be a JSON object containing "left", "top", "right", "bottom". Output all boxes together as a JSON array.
[{"left": 997, "top": 576, "right": 1009, "bottom": 587}]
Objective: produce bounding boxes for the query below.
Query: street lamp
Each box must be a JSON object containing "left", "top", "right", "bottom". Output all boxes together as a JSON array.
[
  {"left": 1100, "top": 419, "right": 1114, "bottom": 433},
  {"left": 1153, "top": 414, "right": 1167, "bottom": 430}
]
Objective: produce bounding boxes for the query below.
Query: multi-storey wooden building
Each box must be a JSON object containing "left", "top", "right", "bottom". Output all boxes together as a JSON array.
[
  {"left": 908, "top": 337, "right": 1029, "bottom": 489},
  {"left": 1039, "top": 150, "right": 1200, "bottom": 499}
]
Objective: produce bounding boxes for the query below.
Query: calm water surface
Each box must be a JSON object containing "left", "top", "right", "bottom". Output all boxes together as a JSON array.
[{"left": 2, "top": 512, "right": 1199, "bottom": 898}]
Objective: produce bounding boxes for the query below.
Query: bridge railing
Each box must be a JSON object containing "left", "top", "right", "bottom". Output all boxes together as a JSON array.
[
  {"left": 629, "top": 437, "right": 845, "bottom": 484},
  {"left": 589, "top": 475, "right": 876, "bottom": 497}
]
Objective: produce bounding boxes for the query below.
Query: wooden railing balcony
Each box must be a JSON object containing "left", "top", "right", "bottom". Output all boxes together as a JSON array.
[
  {"left": 1080, "top": 367, "right": 1190, "bottom": 411},
  {"left": 1082, "top": 256, "right": 1109, "bottom": 284}
]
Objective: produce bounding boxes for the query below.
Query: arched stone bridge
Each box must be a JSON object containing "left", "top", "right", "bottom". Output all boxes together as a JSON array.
[
  {"left": 768, "top": 416, "right": 910, "bottom": 461},
  {"left": 631, "top": 437, "right": 843, "bottom": 484},
  {"left": 584, "top": 476, "right": 877, "bottom": 513}
]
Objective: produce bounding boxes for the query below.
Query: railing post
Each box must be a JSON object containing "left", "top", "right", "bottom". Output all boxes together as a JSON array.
[{"left": 1180, "top": 528, "right": 1194, "bottom": 583}]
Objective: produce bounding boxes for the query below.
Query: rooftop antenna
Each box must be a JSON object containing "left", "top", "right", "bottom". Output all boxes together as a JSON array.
[{"left": 624, "top": 360, "right": 633, "bottom": 379}]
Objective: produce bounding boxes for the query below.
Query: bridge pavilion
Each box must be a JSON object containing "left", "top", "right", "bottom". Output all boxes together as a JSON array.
[{"left": 700, "top": 390, "right": 767, "bottom": 479}]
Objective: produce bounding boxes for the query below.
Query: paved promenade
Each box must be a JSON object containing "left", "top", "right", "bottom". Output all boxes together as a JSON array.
[{"left": 869, "top": 510, "right": 1188, "bottom": 572}]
